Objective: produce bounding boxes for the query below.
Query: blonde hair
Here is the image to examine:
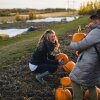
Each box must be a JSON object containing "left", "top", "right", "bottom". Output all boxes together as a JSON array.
[{"left": 38, "top": 29, "right": 60, "bottom": 50}]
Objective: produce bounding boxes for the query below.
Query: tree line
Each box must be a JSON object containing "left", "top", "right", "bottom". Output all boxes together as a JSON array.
[
  {"left": 0, "top": 8, "right": 76, "bottom": 17},
  {"left": 79, "top": 0, "right": 100, "bottom": 15}
]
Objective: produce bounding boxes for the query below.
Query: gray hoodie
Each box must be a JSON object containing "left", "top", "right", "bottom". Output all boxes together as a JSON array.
[{"left": 69, "top": 24, "right": 100, "bottom": 87}]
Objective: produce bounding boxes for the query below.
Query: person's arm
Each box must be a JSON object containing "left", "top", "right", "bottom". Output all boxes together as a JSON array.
[
  {"left": 70, "top": 28, "right": 100, "bottom": 51},
  {"left": 45, "top": 53, "right": 59, "bottom": 65},
  {"left": 48, "top": 54, "right": 55, "bottom": 60},
  {"left": 46, "top": 58, "right": 59, "bottom": 64}
]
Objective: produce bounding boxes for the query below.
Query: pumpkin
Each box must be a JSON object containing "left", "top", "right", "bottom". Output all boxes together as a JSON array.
[
  {"left": 55, "top": 88, "right": 72, "bottom": 100},
  {"left": 84, "top": 87, "right": 100, "bottom": 100},
  {"left": 63, "top": 61, "right": 75, "bottom": 73},
  {"left": 72, "top": 25, "right": 86, "bottom": 42},
  {"left": 60, "top": 77, "right": 72, "bottom": 87},
  {"left": 55, "top": 53, "right": 69, "bottom": 65}
]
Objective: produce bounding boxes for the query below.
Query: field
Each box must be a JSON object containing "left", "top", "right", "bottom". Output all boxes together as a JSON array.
[
  {"left": 0, "top": 16, "right": 89, "bottom": 69},
  {"left": 0, "top": 16, "right": 89, "bottom": 100},
  {"left": 35, "top": 11, "right": 78, "bottom": 18},
  {"left": 0, "top": 11, "right": 78, "bottom": 23}
]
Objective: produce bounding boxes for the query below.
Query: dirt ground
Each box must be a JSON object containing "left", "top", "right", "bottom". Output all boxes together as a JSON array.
[
  {"left": 0, "top": 35, "right": 99, "bottom": 100},
  {"left": 0, "top": 35, "right": 77, "bottom": 100}
]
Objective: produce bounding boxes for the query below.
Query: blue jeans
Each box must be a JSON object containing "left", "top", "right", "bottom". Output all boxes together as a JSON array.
[{"left": 34, "top": 63, "right": 58, "bottom": 73}]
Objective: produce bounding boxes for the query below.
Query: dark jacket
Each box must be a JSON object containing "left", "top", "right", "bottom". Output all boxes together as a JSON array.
[
  {"left": 30, "top": 41, "right": 59, "bottom": 65},
  {"left": 69, "top": 24, "right": 100, "bottom": 87}
]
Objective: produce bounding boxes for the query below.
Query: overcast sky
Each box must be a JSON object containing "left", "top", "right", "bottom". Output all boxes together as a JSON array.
[{"left": 0, "top": 0, "right": 97, "bottom": 9}]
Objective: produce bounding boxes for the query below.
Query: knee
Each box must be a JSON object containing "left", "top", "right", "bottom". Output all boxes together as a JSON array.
[{"left": 49, "top": 65, "right": 58, "bottom": 73}]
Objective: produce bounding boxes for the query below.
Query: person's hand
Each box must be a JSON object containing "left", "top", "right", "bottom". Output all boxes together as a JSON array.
[
  {"left": 85, "top": 22, "right": 95, "bottom": 30},
  {"left": 75, "top": 51, "right": 79, "bottom": 56},
  {"left": 67, "top": 45, "right": 71, "bottom": 49},
  {"left": 58, "top": 58, "right": 65, "bottom": 66},
  {"left": 88, "top": 22, "right": 95, "bottom": 28}
]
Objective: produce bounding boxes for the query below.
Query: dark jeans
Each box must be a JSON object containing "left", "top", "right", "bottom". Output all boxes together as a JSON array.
[{"left": 34, "top": 63, "right": 58, "bottom": 73}]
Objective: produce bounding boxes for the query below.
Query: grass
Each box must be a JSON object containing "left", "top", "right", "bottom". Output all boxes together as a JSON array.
[
  {"left": 0, "top": 21, "right": 27, "bottom": 28},
  {"left": 0, "top": 16, "right": 89, "bottom": 70},
  {"left": 0, "top": 31, "right": 41, "bottom": 47},
  {"left": 51, "top": 15, "right": 89, "bottom": 35}
]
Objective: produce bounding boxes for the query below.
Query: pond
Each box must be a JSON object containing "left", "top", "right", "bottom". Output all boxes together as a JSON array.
[
  {"left": 27, "top": 16, "right": 79, "bottom": 22},
  {"left": 0, "top": 28, "right": 28, "bottom": 37}
]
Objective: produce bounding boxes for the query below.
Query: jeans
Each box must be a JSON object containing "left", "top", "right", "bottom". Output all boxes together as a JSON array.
[
  {"left": 34, "top": 63, "right": 58, "bottom": 73},
  {"left": 72, "top": 81, "right": 98, "bottom": 100}
]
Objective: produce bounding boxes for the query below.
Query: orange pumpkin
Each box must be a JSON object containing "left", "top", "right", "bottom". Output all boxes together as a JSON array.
[
  {"left": 60, "top": 77, "right": 72, "bottom": 87},
  {"left": 55, "top": 88, "right": 72, "bottom": 100},
  {"left": 84, "top": 87, "right": 100, "bottom": 100},
  {"left": 55, "top": 53, "right": 69, "bottom": 65},
  {"left": 72, "top": 25, "right": 86, "bottom": 42},
  {"left": 63, "top": 61, "right": 75, "bottom": 73}
]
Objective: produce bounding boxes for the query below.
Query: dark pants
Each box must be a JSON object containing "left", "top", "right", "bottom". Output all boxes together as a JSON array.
[
  {"left": 72, "top": 81, "right": 98, "bottom": 100},
  {"left": 34, "top": 63, "right": 58, "bottom": 73}
]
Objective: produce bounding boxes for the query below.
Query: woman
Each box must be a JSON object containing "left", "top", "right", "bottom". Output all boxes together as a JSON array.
[
  {"left": 69, "top": 9, "right": 100, "bottom": 100},
  {"left": 29, "top": 29, "right": 63, "bottom": 85}
]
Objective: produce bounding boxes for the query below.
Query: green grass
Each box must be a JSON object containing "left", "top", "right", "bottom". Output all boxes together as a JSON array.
[
  {"left": 0, "top": 31, "right": 42, "bottom": 47},
  {"left": 0, "top": 16, "right": 89, "bottom": 70},
  {"left": 0, "top": 16, "right": 89, "bottom": 47},
  {"left": 51, "top": 15, "right": 89, "bottom": 35},
  {"left": 0, "top": 21, "right": 27, "bottom": 29}
]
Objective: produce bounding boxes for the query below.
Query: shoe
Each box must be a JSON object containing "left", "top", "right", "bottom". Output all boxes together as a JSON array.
[
  {"left": 35, "top": 74, "right": 47, "bottom": 85},
  {"left": 35, "top": 71, "right": 50, "bottom": 85}
]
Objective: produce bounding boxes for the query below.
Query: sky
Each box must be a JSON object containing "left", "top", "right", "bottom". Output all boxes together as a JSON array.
[{"left": 0, "top": 0, "right": 97, "bottom": 10}]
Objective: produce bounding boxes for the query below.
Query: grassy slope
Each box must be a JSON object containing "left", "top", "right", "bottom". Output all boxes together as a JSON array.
[{"left": 0, "top": 16, "right": 89, "bottom": 70}]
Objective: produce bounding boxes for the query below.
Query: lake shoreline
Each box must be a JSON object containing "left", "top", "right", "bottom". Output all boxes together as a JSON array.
[
  {"left": 0, "top": 16, "right": 79, "bottom": 31},
  {"left": 0, "top": 21, "right": 64, "bottom": 29},
  {"left": 0, "top": 22, "right": 64, "bottom": 37}
]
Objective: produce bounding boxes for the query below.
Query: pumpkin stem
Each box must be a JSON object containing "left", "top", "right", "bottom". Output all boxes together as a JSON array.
[
  {"left": 62, "top": 85, "right": 65, "bottom": 89},
  {"left": 65, "top": 87, "right": 72, "bottom": 90},
  {"left": 78, "top": 25, "right": 82, "bottom": 33}
]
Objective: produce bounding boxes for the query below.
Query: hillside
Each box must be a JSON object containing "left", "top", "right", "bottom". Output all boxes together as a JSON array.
[{"left": 0, "top": 16, "right": 89, "bottom": 100}]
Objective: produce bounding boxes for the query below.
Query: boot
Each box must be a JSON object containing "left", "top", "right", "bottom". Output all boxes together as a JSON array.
[{"left": 35, "top": 71, "right": 50, "bottom": 85}]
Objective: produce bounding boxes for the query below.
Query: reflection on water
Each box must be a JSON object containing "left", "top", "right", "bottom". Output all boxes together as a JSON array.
[
  {"left": 27, "top": 16, "right": 79, "bottom": 22},
  {"left": 0, "top": 28, "right": 28, "bottom": 37}
]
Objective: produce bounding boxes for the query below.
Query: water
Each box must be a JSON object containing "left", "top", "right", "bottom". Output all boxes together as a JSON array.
[
  {"left": 0, "top": 16, "right": 79, "bottom": 37},
  {"left": 27, "top": 16, "right": 79, "bottom": 23},
  {"left": 0, "top": 28, "right": 28, "bottom": 37}
]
